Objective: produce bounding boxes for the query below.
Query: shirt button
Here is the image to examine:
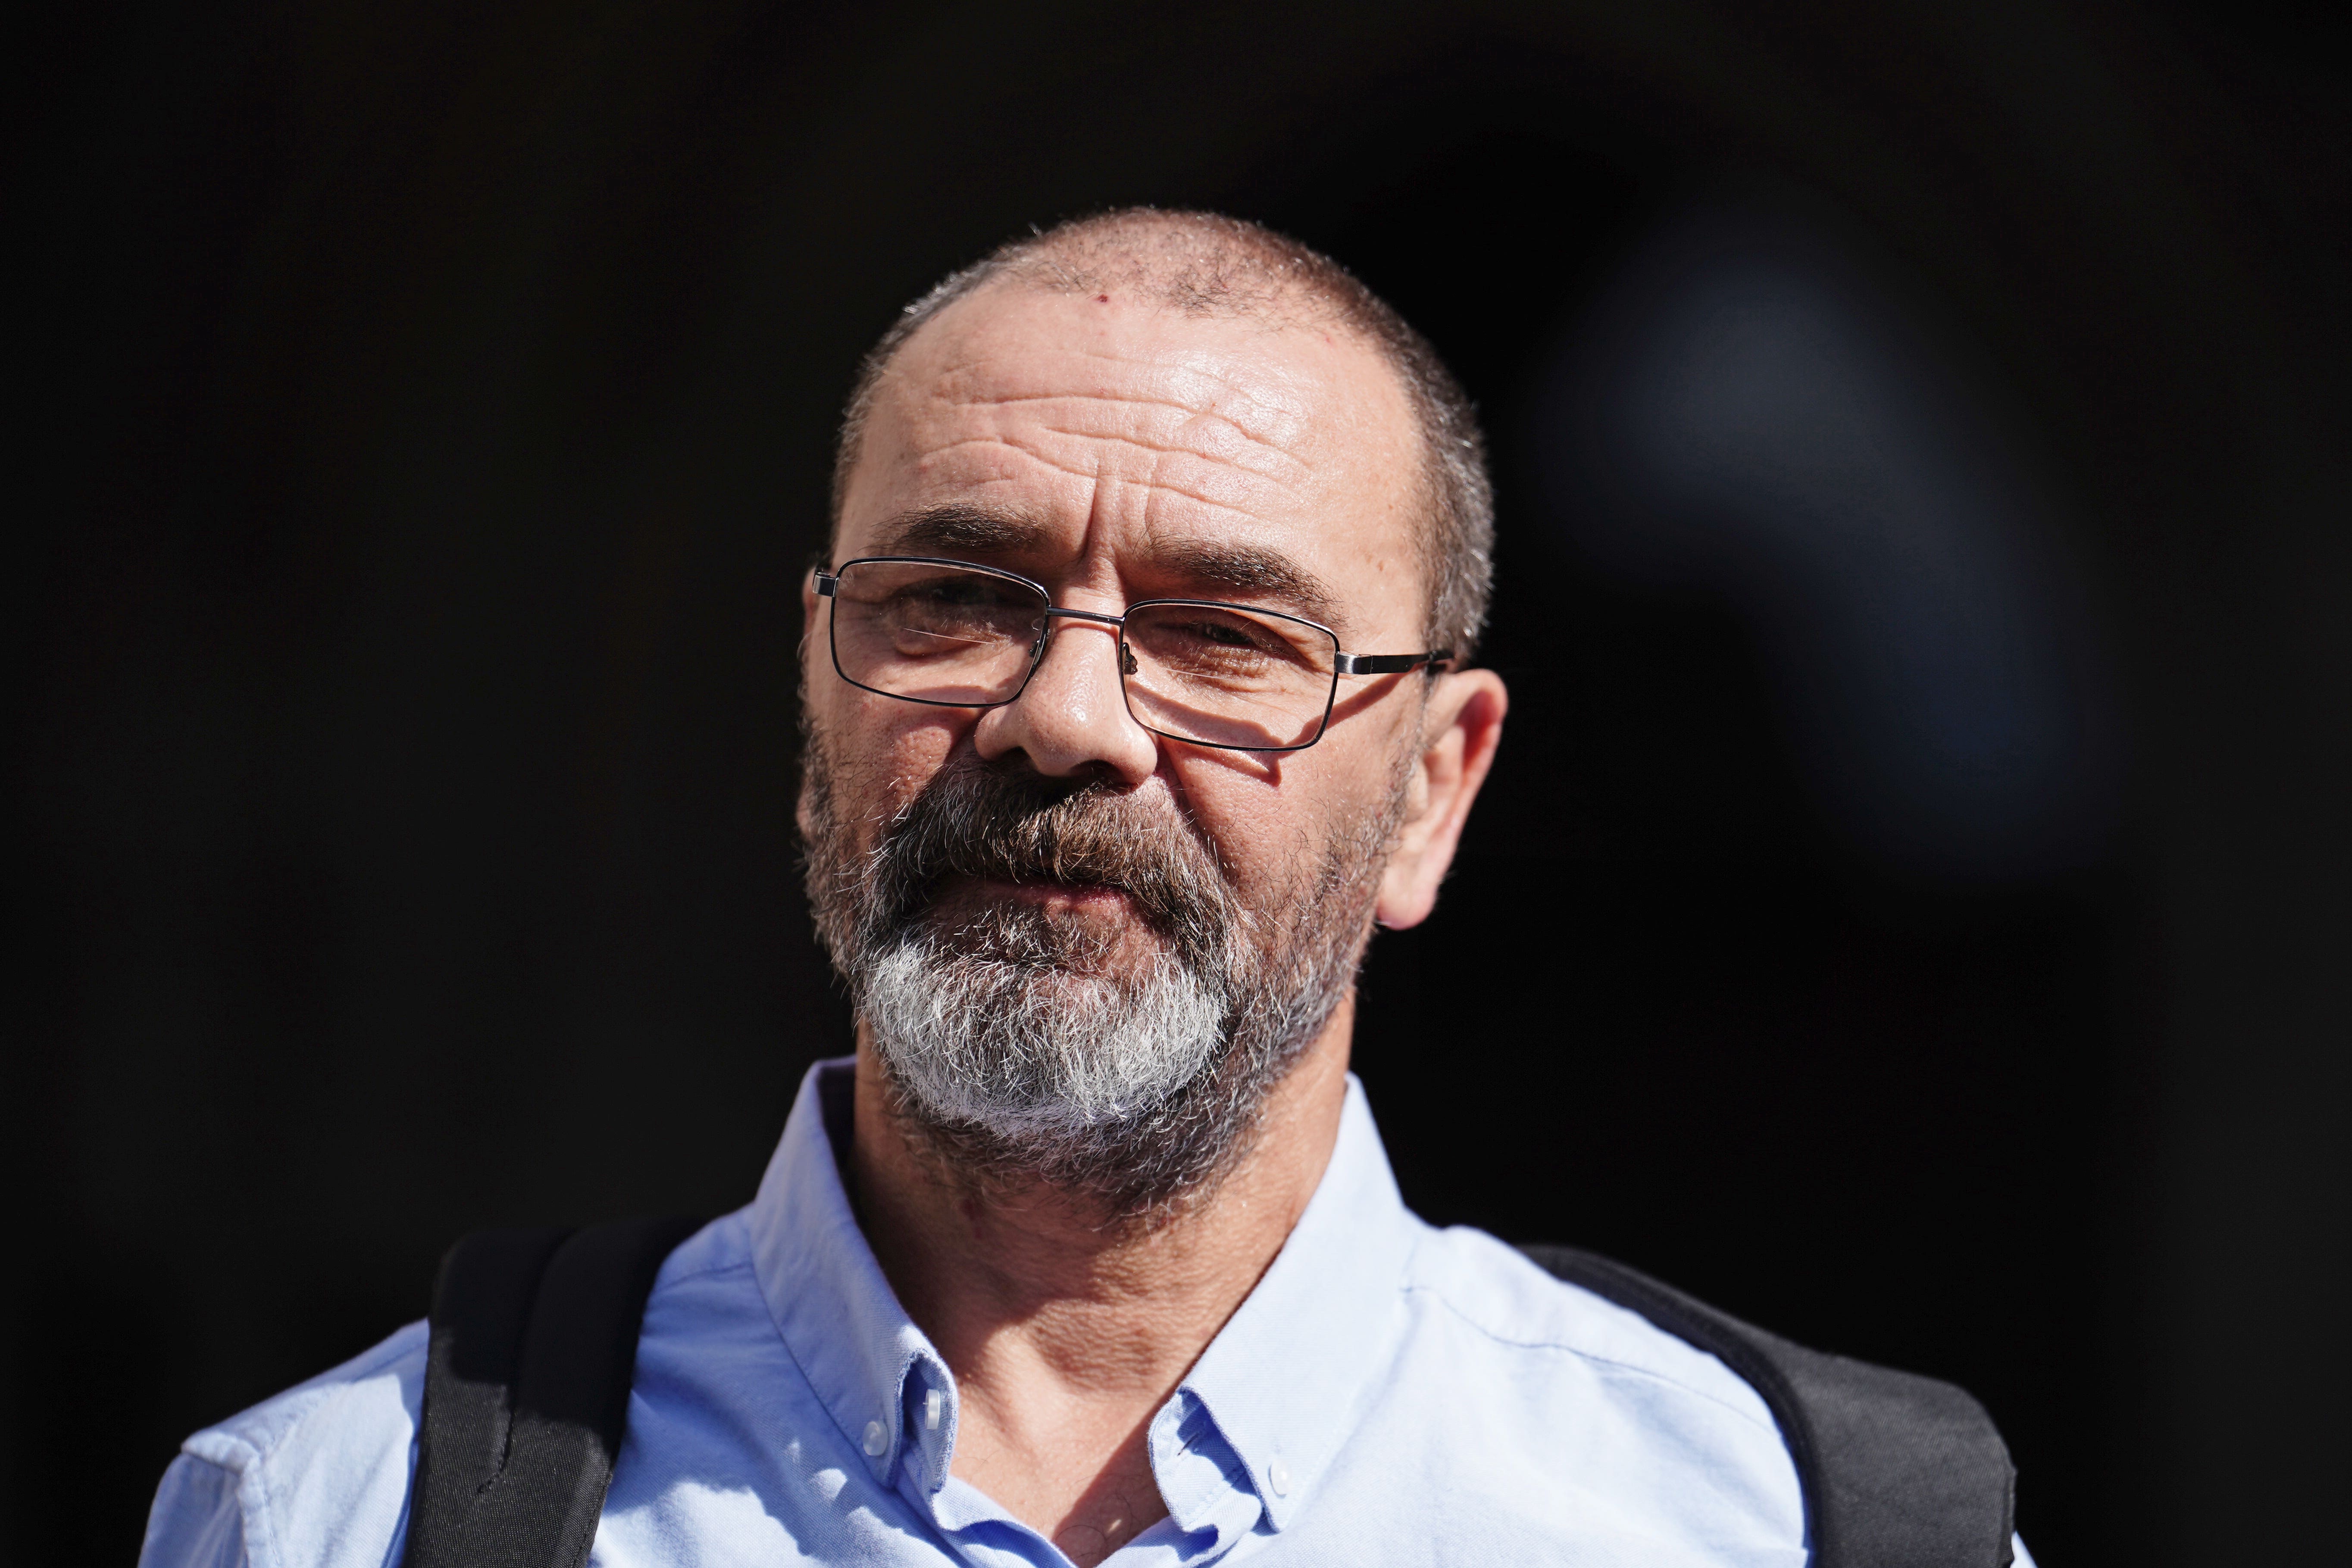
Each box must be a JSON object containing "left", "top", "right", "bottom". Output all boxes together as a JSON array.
[
  {"left": 863, "top": 1419, "right": 888, "bottom": 1457},
  {"left": 1267, "top": 1456, "right": 1292, "bottom": 1497}
]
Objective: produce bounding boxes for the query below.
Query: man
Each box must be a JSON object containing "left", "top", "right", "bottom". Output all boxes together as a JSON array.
[{"left": 141, "top": 210, "right": 2029, "bottom": 1567}]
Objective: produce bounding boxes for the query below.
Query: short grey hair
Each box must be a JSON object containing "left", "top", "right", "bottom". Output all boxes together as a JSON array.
[{"left": 829, "top": 209, "right": 1496, "bottom": 660}]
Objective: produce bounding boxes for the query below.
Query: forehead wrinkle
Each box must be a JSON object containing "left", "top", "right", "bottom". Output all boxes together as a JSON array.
[
  {"left": 903, "top": 381, "right": 1318, "bottom": 521},
  {"left": 916, "top": 434, "right": 1299, "bottom": 521},
  {"left": 1021, "top": 422, "right": 1308, "bottom": 496},
  {"left": 978, "top": 398, "right": 1312, "bottom": 492},
  {"left": 920, "top": 384, "right": 1315, "bottom": 493},
  {"left": 863, "top": 306, "right": 1418, "bottom": 629},
  {"left": 926, "top": 340, "right": 1321, "bottom": 461},
  {"left": 968, "top": 390, "right": 1304, "bottom": 462}
]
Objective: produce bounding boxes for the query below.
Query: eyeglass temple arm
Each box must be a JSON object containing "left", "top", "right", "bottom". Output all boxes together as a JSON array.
[{"left": 1334, "top": 650, "right": 1453, "bottom": 676}]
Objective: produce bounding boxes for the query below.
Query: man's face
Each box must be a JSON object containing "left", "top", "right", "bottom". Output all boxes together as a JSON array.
[{"left": 800, "top": 283, "right": 1445, "bottom": 1203}]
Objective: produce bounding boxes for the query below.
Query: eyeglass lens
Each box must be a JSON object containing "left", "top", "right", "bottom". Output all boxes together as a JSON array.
[{"left": 828, "top": 559, "right": 1339, "bottom": 750}]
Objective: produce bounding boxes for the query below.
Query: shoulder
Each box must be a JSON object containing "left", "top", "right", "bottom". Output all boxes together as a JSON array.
[
  {"left": 143, "top": 1321, "right": 428, "bottom": 1568},
  {"left": 1394, "top": 1229, "right": 2033, "bottom": 1568},
  {"left": 1397, "top": 1224, "right": 1806, "bottom": 1553},
  {"left": 1284, "top": 1224, "right": 1811, "bottom": 1561},
  {"left": 1404, "top": 1224, "right": 1786, "bottom": 1434},
  {"left": 642, "top": 1207, "right": 756, "bottom": 1296},
  {"left": 139, "top": 1217, "right": 752, "bottom": 1568}
]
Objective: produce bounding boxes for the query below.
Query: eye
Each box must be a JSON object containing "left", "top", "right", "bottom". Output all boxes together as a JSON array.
[
  {"left": 1128, "top": 609, "right": 1320, "bottom": 682},
  {"left": 1190, "top": 617, "right": 1270, "bottom": 650},
  {"left": 1165, "top": 616, "right": 1275, "bottom": 657},
  {"left": 899, "top": 575, "right": 1019, "bottom": 609}
]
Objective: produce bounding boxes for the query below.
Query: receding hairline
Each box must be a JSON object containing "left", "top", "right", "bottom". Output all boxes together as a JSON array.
[
  {"left": 991, "top": 208, "right": 1368, "bottom": 313},
  {"left": 839, "top": 244, "right": 1405, "bottom": 491}
]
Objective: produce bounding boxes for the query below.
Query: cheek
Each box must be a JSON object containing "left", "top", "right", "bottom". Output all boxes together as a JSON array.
[
  {"left": 1174, "top": 732, "right": 1408, "bottom": 895},
  {"left": 1306, "top": 709, "right": 1418, "bottom": 813},
  {"left": 807, "top": 686, "right": 970, "bottom": 840}
]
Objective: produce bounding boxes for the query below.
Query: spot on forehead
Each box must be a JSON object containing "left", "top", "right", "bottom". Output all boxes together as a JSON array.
[{"left": 998, "top": 209, "right": 1349, "bottom": 328}]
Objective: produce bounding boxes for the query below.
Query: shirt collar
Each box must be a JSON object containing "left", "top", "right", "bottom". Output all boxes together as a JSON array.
[
  {"left": 1165, "top": 1077, "right": 1418, "bottom": 1532},
  {"left": 744, "top": 1056, "right": 1422, "bottom": 1537},
  {"left": 746, "top": 1058, "right": 957, "bottom": 1492}
]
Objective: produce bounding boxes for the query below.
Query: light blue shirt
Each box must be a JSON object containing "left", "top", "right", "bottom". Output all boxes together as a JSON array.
[{"left": 141, "top": 1058, "right": 2034, "bottom": 1567}]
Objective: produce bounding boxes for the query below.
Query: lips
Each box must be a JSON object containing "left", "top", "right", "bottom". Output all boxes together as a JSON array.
[
  {"left": 923, "top": 873, "right": 1145, "bottom": 924},
  {"left": 972, "top": 875, "right": 1132, "bottom": 901}
]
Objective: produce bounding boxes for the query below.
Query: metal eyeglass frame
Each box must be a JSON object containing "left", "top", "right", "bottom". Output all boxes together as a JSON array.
[{"left": 814, "top": 554, "right": 1454, "bottom": 753}]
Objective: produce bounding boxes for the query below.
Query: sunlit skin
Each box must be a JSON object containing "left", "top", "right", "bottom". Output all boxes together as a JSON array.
[{"left": 798, "top": 279, "right": 1508, "bottom": 1565}]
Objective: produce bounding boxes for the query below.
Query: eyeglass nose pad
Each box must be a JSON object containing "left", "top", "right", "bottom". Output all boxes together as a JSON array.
[{"left": 1120, "top": 642, "right": 1138, "bottom": 677}]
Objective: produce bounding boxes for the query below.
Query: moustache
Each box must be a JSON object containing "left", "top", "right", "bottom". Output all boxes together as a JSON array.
[{"left": 863, "top": 764, "right": 1239, "bottom": 947}]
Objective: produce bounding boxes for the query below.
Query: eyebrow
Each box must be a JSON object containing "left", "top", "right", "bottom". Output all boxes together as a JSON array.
[
  {"left": 1141, "top": 535, "right": 1345, "bottom": 630},
  {"left": 872, "top": 504, "right": 1053, "bottom": 557}
]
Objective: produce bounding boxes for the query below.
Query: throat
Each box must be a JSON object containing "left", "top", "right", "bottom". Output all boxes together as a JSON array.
[{"left": 843, "top": 1014, "right": 1356, "bottom": 1556}]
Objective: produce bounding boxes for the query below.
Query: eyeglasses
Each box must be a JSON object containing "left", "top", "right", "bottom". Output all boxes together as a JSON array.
[{"left": 814, "top": 556, "right": 1452, "bottom": 753}]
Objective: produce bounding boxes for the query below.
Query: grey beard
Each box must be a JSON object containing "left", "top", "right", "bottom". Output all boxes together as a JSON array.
[
  {"left": 858, "top": 909, "right": 1230, "bottom": 1145},
  {"left": 799, "top": 735, "right": 1405, "bottom": 1218}
]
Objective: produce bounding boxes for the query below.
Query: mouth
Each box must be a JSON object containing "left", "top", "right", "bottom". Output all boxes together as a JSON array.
[
  {"left": 931, "top": 874, "right": 1140, "bottom": 921},
  {"left": 906, "top": 873, "right": 1168, "bottom": 975}
]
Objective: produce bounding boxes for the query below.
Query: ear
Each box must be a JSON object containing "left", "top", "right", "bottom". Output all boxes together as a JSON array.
[{"left": 1376, "top": 668, "right": 1508, "bottom": 930}]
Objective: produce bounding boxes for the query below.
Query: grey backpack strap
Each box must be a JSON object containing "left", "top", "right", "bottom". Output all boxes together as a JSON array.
[
  {"left": 403, "top": 1216, "right": 707, "bottom": 1568},
  {"left": 1520, "top": 1244, "right": 2016, "bottom": 1568}
]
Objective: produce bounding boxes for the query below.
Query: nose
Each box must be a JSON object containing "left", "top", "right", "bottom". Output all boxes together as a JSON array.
[{"left": 973, "top": 613, "right": 1160, "bottom": 786}]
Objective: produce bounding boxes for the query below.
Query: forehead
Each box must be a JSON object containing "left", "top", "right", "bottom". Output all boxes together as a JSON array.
[{"left": 837, "top": 283, "right": 1425, "bottom": 613}]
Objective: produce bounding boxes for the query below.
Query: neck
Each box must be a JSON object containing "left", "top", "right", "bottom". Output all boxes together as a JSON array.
[{"left": 846, "top": 995, "right": 1354, "bottom": 1563}]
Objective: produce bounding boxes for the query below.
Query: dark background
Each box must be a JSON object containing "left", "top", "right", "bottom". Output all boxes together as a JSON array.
[{"left": 10, "top": 2, "right": 2348, "bottom": 1563}]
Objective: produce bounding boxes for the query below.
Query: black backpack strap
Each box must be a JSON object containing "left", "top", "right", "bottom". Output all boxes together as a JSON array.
[
  {"left": 403, "top": 1215, "right": 708, "bottom": 1568},
  {"left": 1519, "top": 1244, "right": 2015, "bottom": 1568}
]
